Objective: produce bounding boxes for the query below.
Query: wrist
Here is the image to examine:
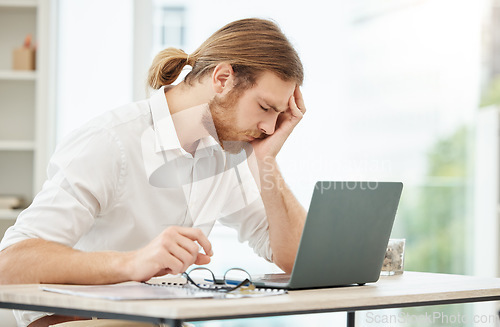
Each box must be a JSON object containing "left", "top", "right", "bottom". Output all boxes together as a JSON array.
[
  {"left": 257, "top": 157, "right": 279, "bottom": 191},
  {"left": 256, "top": 155, "right": 277, "bottom": 172},
  {"left": 114, "top": 251, "right": 136, "bottom": 282}
]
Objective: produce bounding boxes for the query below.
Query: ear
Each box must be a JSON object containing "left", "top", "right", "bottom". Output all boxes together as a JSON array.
[{"left": 211, "top": 63, "right": 235, "bottom": 94}]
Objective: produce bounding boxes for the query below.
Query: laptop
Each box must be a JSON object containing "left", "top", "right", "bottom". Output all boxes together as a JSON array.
[{"left": 252, "top": 181, "right": 403, "bottom": 290}]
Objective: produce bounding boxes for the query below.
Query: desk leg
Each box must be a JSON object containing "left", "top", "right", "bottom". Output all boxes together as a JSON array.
[{"left": 347, "top": 311, "right": 355, "bottom": 327}]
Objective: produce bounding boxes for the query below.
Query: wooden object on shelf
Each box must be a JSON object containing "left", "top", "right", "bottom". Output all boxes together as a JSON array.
[
  {"left": 12, "top": 47, "right": 36, "bottom": 70},
  {"left": 12, "top": 34, "right": 36, "bottom": 70}
]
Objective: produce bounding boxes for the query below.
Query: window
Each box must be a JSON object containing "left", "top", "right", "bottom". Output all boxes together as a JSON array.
[{"left": 152, "top": 6, "right": 186, "bottom": 55}]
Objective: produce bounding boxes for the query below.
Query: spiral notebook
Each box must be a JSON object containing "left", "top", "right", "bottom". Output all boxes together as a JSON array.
[{"left": 42, "top": 280, "right": 286, "bottom": 300}]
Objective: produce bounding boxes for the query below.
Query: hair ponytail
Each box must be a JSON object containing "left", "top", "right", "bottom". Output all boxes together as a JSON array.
[{"left": 147, "top": 47, "right": 190, "bottom": 89}]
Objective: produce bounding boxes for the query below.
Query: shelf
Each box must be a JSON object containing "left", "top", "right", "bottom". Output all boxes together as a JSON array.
[
  {"left": 0, "top": 209, "right": 21, "bottom": 220},
  {"left": 0, "top": 70, "right": 36, "bottom": 80},
  {"left": 0, "top": 0, "right": 50, "bottom": 224},
  {"left": 0, "top": 140, "right": 35, "bottom": 151},
  {"left": 0, "top": 0, "right": 37, "bottom": 8}
]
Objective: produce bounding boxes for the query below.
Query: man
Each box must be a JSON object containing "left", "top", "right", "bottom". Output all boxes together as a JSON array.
[{"left": 0, "top": 18, "right": 307, "bottom": 326}]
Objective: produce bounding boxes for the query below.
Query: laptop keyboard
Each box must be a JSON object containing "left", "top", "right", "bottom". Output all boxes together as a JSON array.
[{"left": 260, "top": 273, "right": 291, "bottom": 282}]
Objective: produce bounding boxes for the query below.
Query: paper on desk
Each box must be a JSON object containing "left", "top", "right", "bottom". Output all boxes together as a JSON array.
[
  {"left": 41, "top": 282, "right": 287, "bottom": 300},
  {"left": 41, "top": 282, "right": 220, "bottom": 300}
]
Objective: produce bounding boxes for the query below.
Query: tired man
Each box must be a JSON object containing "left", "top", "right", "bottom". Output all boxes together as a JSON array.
[{"left": 0, "top": 18, "right": 307, "bottom": 326}]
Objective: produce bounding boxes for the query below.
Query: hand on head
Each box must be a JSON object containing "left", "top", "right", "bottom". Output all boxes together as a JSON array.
[{"left": 250, "top": 85, "right": 306, "bottom": 160}]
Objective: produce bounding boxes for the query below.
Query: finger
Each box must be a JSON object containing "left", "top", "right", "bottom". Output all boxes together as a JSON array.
[
  {"left": 293, "top": 86, "right": 306, "bottom": 114},
  {"left": 177, "top": 227, "right": 214, "bottom": 257},
  {"left": 153, "top": 268, "right": 170, "bottom": 277},
  {"left": 167, "top": 244, "right": 197, "bottom": 272},
  {"left": 195, "top": 253, "right": 212, "bottom": 265},
  {"left": 288, "top": 95, "right": 304, "bottom": 119},
  {"left": 162, "top": 253, "right": 185, "bottom": 275},
  {"left": 175, "top": 234, "right": 201, "bottom": 257}
]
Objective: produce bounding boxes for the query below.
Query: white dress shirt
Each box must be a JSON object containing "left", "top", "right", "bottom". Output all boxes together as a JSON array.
[{"left": 0, "top": 86, "right": 271, "bottom": 326}]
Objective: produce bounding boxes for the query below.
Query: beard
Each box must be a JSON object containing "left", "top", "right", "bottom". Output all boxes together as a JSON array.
[{"left": 206, "top": 88, "right": 262, "bottom": 154}]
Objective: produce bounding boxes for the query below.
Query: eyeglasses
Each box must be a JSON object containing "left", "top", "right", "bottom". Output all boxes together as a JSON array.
[{"left": 183, "top": 267, "right": 254, "bottom": 292}]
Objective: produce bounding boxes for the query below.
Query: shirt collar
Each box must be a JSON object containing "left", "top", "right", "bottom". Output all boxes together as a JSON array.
[{"left": 148, "top": 86, "right": 222, "bottom": 158}]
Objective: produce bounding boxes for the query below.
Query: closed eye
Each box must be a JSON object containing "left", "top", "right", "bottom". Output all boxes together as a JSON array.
[{"left": 260, "top": 105, "right": 270, "bottom": 112}]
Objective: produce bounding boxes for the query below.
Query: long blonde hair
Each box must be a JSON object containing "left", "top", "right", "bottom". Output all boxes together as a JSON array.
[{"left": 148, "top": 18, "right": 304, "bottom": 90}]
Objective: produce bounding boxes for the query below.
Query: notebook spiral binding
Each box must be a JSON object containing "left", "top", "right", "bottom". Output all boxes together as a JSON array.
[{"left": 144, "top": 281, "right": 287, "bottom": 295}]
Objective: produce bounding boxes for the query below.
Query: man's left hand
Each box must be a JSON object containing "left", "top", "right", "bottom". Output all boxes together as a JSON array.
[{"left": 250, "top": 86, "right": 306, "bottom": 160}]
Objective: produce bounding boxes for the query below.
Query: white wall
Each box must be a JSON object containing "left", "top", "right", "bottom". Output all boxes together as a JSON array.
[{"left": 56, "top": 0, "right": 133, "bottom": 142}]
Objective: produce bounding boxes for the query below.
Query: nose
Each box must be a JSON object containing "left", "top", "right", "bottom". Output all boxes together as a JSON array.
[{"left": 258, "top": 115, "right": 278, "bottom": 135}]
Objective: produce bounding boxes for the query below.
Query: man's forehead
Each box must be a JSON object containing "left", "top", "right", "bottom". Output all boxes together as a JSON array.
[{"left": 254, "top": 75, "right": 294, "bottom": 108}]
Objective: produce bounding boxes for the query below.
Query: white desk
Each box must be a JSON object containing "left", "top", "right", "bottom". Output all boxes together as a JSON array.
[{"left": 0, "top": 272, "right": 499, "bottom": 327}]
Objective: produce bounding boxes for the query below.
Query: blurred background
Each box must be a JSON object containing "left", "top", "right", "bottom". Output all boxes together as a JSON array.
[{"left": 1, "top": 0, "right": 499, "bottom": 326}]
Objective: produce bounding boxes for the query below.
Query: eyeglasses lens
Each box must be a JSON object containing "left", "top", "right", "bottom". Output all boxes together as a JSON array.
[
  {"left": 188, "top": 268, "right": 215, "bottom": 288},
  {"left": 224, "top": 268, "right": 252, "bottom": 287}
]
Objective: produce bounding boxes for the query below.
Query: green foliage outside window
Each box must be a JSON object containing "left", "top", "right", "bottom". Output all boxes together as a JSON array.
[
  {"left": 400, "top": 126, "right": 469, "bottom": 274},
  {"left": 480, "top": 76, "right": 500, "bottom": 108},
  {"left": 392, "top": 126, "right": 471, "bottom": 326}
]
